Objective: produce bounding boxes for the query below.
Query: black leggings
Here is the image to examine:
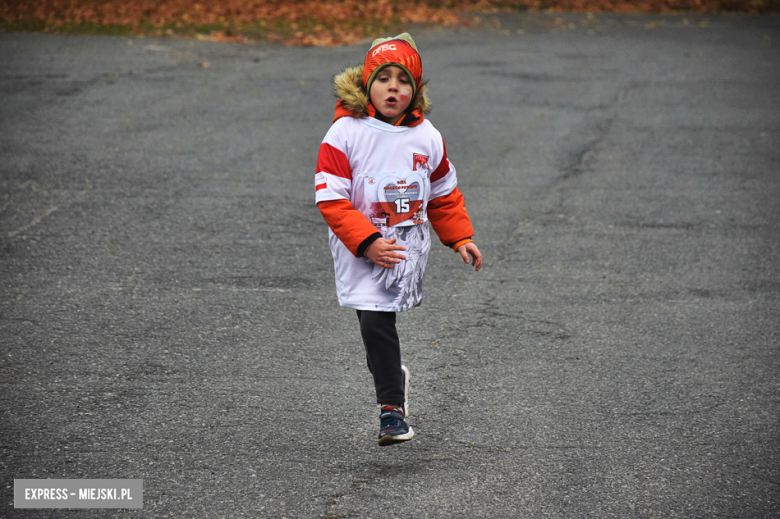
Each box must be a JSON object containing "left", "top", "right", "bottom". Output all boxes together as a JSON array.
[{"left": 356, "top": 310, "right": 404, "bottom": 406}]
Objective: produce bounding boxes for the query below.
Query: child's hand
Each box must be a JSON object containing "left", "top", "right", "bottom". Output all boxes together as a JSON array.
[
  {"left": 456, "top": 242, "right": 482, "bottom": 272},
  {"left": 365, "top": 238, "right": 406, "bottom": 269}
]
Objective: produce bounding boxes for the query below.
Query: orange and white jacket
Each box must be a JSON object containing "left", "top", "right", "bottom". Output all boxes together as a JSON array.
[{"left": 315, "top": 66, "right": 474, "bottom": 312}]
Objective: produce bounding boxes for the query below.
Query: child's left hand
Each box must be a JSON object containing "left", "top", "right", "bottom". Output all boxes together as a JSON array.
[{"left": 456, "top": 242, "right": 482, "bottom": 272}]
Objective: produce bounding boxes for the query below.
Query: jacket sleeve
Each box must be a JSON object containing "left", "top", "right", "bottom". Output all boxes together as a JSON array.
[
  {"left": 315, "top": 134, "right": 381, "bottom": 257},
  {"left": 317, "top": 199, "right": 381, "bottom": 257},
  {"left": 428, "top": 187, "right": 474, "bottom": 247},
  {"left": 427, "top": 141, "right": 475, "bottom": 247}
]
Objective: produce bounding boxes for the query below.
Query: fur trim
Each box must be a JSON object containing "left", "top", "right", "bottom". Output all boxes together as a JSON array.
[{"left": 333, "top": 65, "right": 430, "bottom": 118}]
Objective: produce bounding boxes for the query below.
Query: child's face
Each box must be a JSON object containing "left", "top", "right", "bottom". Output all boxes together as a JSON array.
[{"left": 369, "top": 65, "right": 413, "bottom": 126}]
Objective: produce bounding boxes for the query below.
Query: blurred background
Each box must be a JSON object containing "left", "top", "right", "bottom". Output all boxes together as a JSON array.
[{"left": 2, "top": 0, "right": 779, "bottom": 47}]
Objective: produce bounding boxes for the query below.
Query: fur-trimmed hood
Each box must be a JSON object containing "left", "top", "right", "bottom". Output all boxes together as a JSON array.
[{"left": 332, "top": 65, "right": 430, "bottom": 127}]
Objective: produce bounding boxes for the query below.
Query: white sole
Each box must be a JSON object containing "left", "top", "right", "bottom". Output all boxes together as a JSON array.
[
  {"left": 401, "top": 364, "right": 410, "bottom": 417},
  {"left": 378, "top": 426, "right": 415, "bottom": 446}
]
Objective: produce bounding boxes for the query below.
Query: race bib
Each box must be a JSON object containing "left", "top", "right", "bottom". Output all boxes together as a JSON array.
[{"left": 356, "top": 170, "right": 429, "bottom": 228}]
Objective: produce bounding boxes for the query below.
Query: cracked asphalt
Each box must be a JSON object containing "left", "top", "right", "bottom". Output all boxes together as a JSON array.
[{"left": 2, "top": 12, "right": 780, "bottom": 518}]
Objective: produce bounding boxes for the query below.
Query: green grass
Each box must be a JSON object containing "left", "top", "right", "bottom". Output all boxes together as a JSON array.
[
  {"left": 1, "top": 19, "right": 134, "bottom": 37},
  {"left": 0, "top": 18, "right": 242, "bottom": 40},
  {"left": 0, "top": 18, "right": 47, "bottom": 34},
  {"left": 0, "top": 16, "right": 399, "bottom": 44}
]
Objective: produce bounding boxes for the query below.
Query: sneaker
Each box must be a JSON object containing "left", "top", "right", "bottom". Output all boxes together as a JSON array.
[
  {"left": 401, "top": 364, "right": 410, "bottom": 417},
  {"left": 378, "top": 406, "right": 414, "bottom": 446}
]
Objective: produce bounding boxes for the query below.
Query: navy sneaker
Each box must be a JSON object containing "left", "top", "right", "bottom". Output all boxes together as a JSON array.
[{"left": 378, "top": 406, "right": 414, "bottom": 446}]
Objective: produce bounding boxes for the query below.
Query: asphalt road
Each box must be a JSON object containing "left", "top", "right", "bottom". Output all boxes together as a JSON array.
[{"left": 2, "top": 12, "right": 779, "bottom": 518}]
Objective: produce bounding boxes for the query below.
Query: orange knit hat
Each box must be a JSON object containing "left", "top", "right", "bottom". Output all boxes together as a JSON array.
[{"left": 362, "top": 33, "right": 423, "bottom": 97}]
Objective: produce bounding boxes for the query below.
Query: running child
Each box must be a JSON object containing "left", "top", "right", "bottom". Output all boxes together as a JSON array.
[{"left": 314, "top": 33, "right": 482, "bottom": 446}]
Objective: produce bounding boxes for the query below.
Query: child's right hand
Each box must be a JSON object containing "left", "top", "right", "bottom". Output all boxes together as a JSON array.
[{"left": 365, "top": 238, "right": 406, "bottom": 269}]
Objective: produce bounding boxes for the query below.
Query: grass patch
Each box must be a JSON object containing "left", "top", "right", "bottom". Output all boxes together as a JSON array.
[
  {"left": 0, "top": 19, "right": 134, "bottom": 37},
  {"left": 49, "top": 21, "right": 134, "bottom": 37},
  {"left": 0, "top": 18, "right": 47, "bottom": 33}
]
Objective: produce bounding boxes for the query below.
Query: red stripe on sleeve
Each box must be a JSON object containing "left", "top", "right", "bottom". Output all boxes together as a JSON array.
[
  {"left": 316, "top": 143, "right": 352, "bottom": 180},
  {"left": 315, "top": 183, "right": 327, "bottom": 191},
  {"left": 430, "top": 141, "right": 450, "bottom": 183}
]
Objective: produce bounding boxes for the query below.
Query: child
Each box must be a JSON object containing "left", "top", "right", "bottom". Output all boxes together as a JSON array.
[{"left": 315, "top": 33, "right": 482, "bottom": 446}]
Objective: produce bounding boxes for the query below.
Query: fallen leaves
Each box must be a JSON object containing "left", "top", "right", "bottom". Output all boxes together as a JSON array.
[
  {"left": 0, "top": 0, "right": 777, "bottom": 46},
  {"left": 0, "top": 0, "right": 464, "bottom": 45}
]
